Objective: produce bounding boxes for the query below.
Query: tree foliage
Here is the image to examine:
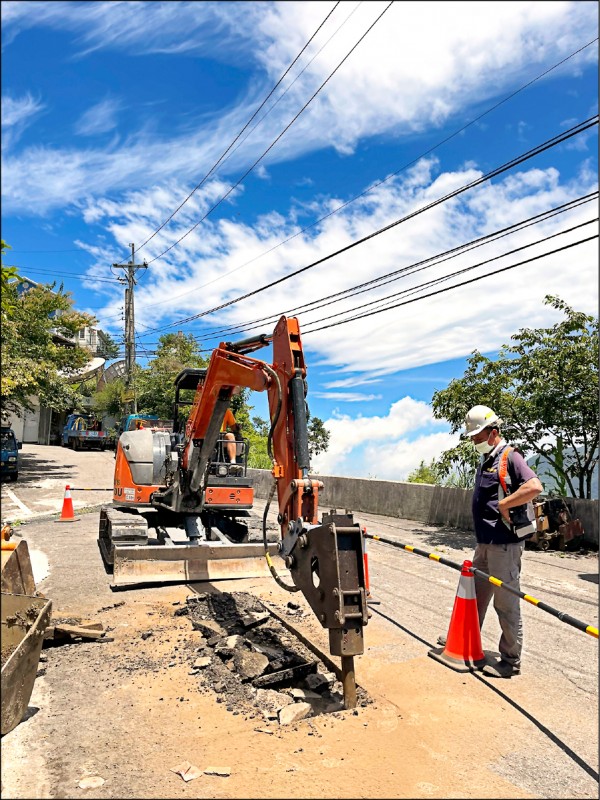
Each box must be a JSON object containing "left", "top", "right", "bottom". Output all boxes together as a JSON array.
[
  {"left": 431, "top": 439, "right": 481, "bottom": 489},
  {"left": 97, "top": 331, "right": 120, "bottom": 360},
  {"left": 431, "top": 296, "right": 598, "bottom": 499},
  {"left": 134, "top": 333, "right": 208, "bottom": 421},
  {"left": 407, "top": 460, "right": 438, "bottom": 484},
  {"left": 1, "top": 241, "right": 96, "bottom": 419},
  {"left": 91, "top": 378, "right": 127, "bottom": 418}
]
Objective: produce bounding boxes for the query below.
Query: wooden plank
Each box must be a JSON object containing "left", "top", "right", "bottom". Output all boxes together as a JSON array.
[{"left": 53, "top": 624, "right": 104, "bottom": 640}]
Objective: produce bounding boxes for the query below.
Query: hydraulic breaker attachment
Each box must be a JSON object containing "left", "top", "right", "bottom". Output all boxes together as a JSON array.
[{"left": 282, "top": 511, "right": 368, "bottom": 708}]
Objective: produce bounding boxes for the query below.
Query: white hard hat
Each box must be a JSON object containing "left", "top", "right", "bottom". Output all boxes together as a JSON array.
[{"left": 464, "top": 405, "right": 502, "bottom": 437}]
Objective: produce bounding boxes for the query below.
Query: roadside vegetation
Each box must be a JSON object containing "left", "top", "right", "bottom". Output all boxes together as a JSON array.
[
  {"left": 1, "top": 240, "right": 95, "bottom": 421},
  {"left": 408, "top": 296, "right": 599, "bottom": 499}
]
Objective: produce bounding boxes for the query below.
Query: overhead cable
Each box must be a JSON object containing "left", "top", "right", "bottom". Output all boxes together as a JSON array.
[
  {"left": 138, "top": 115, "right": 598, "bottom": 337},
  {"left": 132, "top": 36, "right": 598, "bottom": 305},
  {"left": 135, "top": 1, "right": 342, "bottom": 253},
  {"left": 6, "top": 265, "right": 118, "bottom": 285},
  {"left": 145, "top": 1, "right": 395, "bottom": 265},
  {"left": 184, "top": 193, "right": 598, "bottom": 342},
  {"left": 303, "top": 234, "right": 598, "bottom": 334},
  {"left": 215, "top": 2, "right": 364, "bottom": 175},
  {"left": 302, "top": 218, "right": 598, "bottom": 330}
]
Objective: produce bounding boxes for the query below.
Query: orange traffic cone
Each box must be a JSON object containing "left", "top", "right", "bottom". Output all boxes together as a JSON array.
[
  {"left": 362, "top": 528, "right": 380, "bottom": 605},
  {"left": 428, "top": 560, "right": 486, "bottom": 672},
  {"left": 55, "top": 485, "right": 80, "bottom": 523}
]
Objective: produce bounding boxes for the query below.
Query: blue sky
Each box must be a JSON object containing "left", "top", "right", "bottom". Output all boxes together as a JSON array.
[{"left": 2, "top": 1, "right": 598, "bottom": 480}]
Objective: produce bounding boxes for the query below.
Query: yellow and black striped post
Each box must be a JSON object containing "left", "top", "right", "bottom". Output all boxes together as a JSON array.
[{"left": 365, "top": 532, "right": 598, "bottom": 640}]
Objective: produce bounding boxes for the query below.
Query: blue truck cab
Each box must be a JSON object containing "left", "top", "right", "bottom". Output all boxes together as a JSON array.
[
  {"left": 119, "top": 414, "right": 160, "bottom": 434},
  {"left": 1, "top": 426, "right": 22, "bottom": 482}
]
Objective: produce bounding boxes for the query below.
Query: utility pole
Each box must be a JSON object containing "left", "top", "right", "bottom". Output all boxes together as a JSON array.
[{"left": 114, "top": 243, "right": 147, "bottom": 415}]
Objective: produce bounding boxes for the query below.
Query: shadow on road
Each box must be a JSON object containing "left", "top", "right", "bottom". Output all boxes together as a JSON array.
[
  {"left": 579, "top": 572, "right": 599, "bottom": 583},
  {"left": 408, "top": 525, "right": 474, "bottom": 550},
  {"left": 471, "top": 671, "right": 600, "bottom": 783},
  {"left": 16, "top": 452, "right": 76, "bottom": 485},
  {"left": 372, "top": 605, "right": 599, "bottom": 785}
]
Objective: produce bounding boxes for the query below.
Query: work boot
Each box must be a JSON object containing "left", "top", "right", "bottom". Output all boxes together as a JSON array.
[{"left": 482, "top": 659, "right": 520, "bottom": 678}]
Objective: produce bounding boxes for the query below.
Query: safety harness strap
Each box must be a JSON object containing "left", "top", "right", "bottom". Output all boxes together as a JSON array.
[{"left": 498, "top": 446, "right": 513, "bottom": 495}]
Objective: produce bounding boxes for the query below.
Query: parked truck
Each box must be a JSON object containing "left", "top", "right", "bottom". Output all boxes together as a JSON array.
[{"left": 62, "top": 414, "right": 109, "bottom": 451}]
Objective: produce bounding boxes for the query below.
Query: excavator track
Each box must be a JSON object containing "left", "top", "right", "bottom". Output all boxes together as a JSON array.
[{"left": 98, "top": 505, "right": 280, "bottom": 588}]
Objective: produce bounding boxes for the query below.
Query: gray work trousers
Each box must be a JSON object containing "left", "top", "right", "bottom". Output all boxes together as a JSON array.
[{"left": 473, "top": 542, "right": 524, "bottom": 667}]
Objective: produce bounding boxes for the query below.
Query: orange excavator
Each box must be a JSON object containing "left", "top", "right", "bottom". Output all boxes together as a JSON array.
[{"left": 98, "top": 316, "right": 367, "bottom": 704}]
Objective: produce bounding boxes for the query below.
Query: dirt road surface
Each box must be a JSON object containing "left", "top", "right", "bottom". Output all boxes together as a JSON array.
[{"left": 1, "top": 445, "right": 598, "bottom": 798}]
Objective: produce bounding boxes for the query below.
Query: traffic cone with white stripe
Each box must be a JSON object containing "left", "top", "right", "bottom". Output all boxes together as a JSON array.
[
  {"left": 55, "top": 485, "right": 80, "bottom": 523},
  {"left": 428, "top": 560, "right": 486, "bottom": 672}
]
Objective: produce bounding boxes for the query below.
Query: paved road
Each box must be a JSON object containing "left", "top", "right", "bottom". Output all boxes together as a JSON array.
[
  {"left": 2, "top": 443, "right": 598, "bottom": 798},
  {"left": 1, "top": 444, "right": 116, "bottom": 522}
]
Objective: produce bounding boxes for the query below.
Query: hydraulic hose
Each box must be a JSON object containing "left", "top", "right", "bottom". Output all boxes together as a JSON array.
[{"left": 262, "top": 480, "right": 300, "bottom": 593}]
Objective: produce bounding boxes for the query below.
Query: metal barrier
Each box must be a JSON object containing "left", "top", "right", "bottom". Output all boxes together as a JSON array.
[{"left": 365, "top": 532, "right": 599, "bottom": 640}]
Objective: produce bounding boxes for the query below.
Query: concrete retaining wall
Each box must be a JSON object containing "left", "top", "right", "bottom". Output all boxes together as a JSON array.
[{"left": 248, "top": 469, "right": 598, "bottom": 547}]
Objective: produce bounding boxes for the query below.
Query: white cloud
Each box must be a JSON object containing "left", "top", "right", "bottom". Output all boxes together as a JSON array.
[
  {"left": 2, "top": 2, "right": 597, "bottom": 214},
  {"left": 1, "top": 1, "right": 261, "bottom": 60},
  {"left": 81, "top": 154, "right": 597, "bottom": 386},
  {"left": 75, "top": 97, "right": 121, "bottom": 136},
  {"left": 311, "top": 396, "right": 457, "bottom": 479},
  {"left": 1, "top": 92, "right": 45, "bottom": 150},
  {"left": 311, "top": 392, "right": 383, "bottom": 402}
]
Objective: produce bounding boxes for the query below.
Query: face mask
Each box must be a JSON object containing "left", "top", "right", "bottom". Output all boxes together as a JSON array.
[
  {"left": 473, "top": 432, "right": 493, "bottom": 455},
  {"left": 474, "top": 440, "right": 493, "bottom": 455}
]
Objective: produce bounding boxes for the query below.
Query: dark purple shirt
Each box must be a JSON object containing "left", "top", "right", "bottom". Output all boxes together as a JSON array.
[{"left": 472, "top": 443, "right": 538, "bottom": 544}]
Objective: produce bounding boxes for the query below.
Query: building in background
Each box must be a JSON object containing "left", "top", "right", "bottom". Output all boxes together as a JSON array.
[{"left": 6, "top": 278, "right": 112, "bottom": 444}]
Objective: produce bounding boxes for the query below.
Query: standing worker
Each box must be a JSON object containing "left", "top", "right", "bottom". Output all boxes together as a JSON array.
[{"left": 463, "top": 404, "right": 543, "bottom": 678}]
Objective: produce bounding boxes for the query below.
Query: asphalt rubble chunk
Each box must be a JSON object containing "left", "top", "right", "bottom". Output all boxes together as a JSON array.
[{"left": 176, "top": 591, "right": 372, "bottom": 724}]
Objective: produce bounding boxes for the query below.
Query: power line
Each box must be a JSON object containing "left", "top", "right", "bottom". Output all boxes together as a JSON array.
[
  {"left": 213, "top": 2, "right": 364, "bottom": 177},
  {"left": 7, "top": 248, "right": 88, "bottom": 253},
  {"left": 144, "top": 1, "right": 395, "bottom": 266},
  {"left": 171, "top": 193, "right": 598, "bottom": 343},
  {"left": 301, "top": 218, "right": 598, "bottom": 331},
  {"left": 6, "top": 265, "right": 118, "bottom": 284},
  {"left": 138, "top": 115, "right": 598, "bottom": 337},
  {"left": 127, "top": 36, "right": 598, "bottom": 310},
  {"left": 135, "top": 1, "right": 342, "bottom": 254},
  {"left": 303, "top": 235, "right": 598, "bottom": 334}
]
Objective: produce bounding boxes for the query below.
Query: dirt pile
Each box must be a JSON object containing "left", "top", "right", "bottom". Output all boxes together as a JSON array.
[{"left": 175, "top": 591, "right": 370, "bottom": 724}]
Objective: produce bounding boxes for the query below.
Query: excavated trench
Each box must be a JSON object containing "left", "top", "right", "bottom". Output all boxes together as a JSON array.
[{"left": 174, "top": 591, "right": 371, "bottom": 725}]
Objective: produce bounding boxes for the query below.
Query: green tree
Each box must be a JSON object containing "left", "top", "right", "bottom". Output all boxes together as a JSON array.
[
  {"left": 308, "top": 415, "right": 330, "bottom": 458},
  {"left": 407, "top": 460, "right": 439, "bottom": 484},
  {"left": 1, "top": 240, "right": 19, "bottom": 321},
  {"left": 1, "top": 244, "right": 96, "bottom": 419},
  {"left": 97, "top": 330, "right": 120, "bottom": 360},
  {"left": 432, "top": 439, "right": 480, "bottom": 489},
  {"left": 431, "top": 296, "right": 598, "bottom": 499},
  {"left": 91, "top": 378, "right": 126, "bottom": 418},
  {"left": 135, "top": 333, "right": 208, "bottom": 420}
]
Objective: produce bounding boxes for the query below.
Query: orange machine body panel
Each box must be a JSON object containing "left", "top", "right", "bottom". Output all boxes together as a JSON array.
[
  {"left": 112, "top": 439, "right": 253, "bottom": 509},
  {"left": 204, "top": 486, "right": 254, "bottom": 508}
]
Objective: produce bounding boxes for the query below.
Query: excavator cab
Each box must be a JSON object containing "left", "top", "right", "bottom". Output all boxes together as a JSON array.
[{"left": 172, "top": 368, "right": 250, "bottom": 479}]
